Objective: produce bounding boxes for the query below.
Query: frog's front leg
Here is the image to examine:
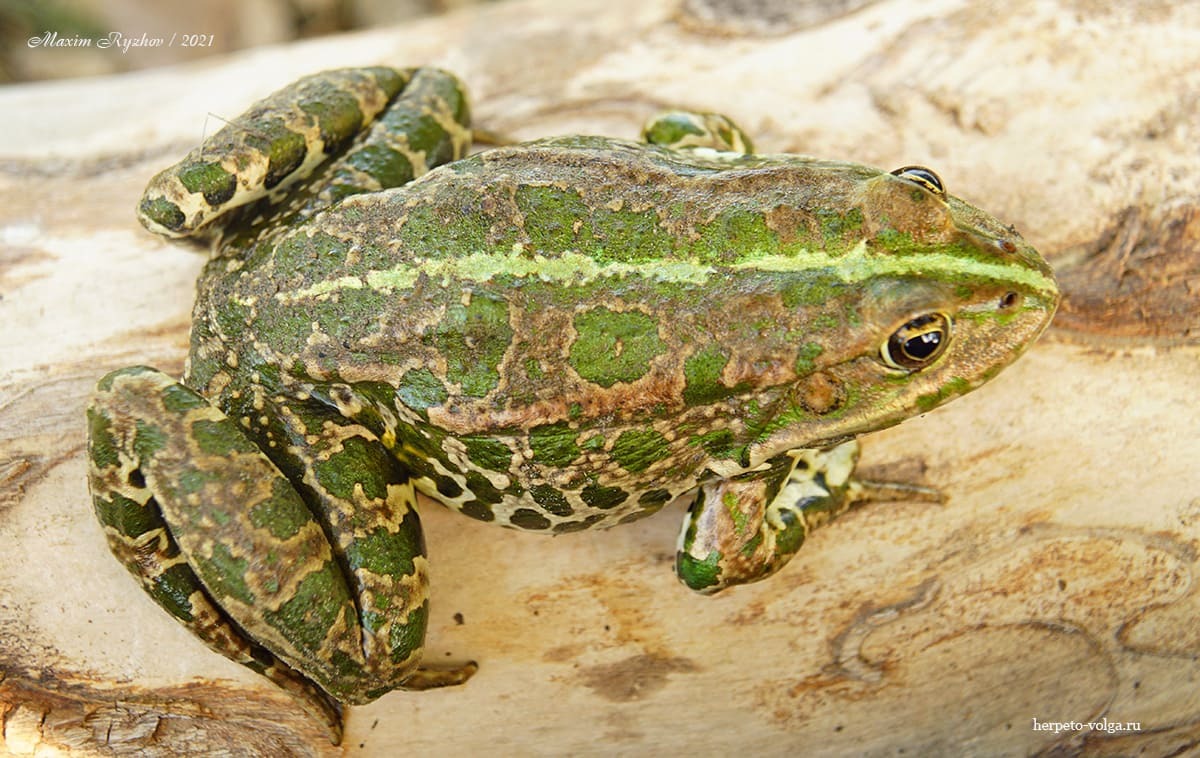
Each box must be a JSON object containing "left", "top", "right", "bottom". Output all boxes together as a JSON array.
[
  {"left": 87, "top": 367, "right": 474, "bottom": 741},
  {"left": 675, "top": 441, "right": 867, "bottom": 594}
]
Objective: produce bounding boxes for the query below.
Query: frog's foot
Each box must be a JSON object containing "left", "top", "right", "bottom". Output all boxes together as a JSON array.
[
  {"left": 137, "top": 66, "right": 471, "bottom": 248},
  {"left": 641, "top": 110, "right": 754, "bottom": 154},
  {"left": 87, "top": 367, "right": 474, "bottom": 742},
  {"left": 676, "top": 440, "right": 939, "bottom": 594}
]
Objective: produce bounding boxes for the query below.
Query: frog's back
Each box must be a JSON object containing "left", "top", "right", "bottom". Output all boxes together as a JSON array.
[
  {"left": 216, "top": 135, "right": 1053, "bottom": 451},
  {"left": 224, "top": 136, "right": 874, "bottom": 416}
]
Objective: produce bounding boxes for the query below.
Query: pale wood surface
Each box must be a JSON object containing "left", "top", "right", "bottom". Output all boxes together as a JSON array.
[{"left": 2, "top": 0, "right": 1199, "bottom": 755}]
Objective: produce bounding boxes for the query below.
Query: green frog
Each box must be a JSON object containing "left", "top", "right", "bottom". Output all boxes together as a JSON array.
[{"left": 86, "top": 67, "right": 1058, "bottom": 741}]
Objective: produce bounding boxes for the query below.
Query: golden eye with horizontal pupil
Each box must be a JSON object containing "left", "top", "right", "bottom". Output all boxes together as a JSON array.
[
  {"left": 890, "top": 166, "right": 945, "bottom": 196},
  {"left": 881, "top": 313, "right": 951, "bottom": 370}
]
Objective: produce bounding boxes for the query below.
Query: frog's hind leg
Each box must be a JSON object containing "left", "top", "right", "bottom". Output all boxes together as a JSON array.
[
  {"left": 675, "top": 441, "right": 870, "bottom": 594},
  {"left": 87, "top": 367, "right": 474, "bottom": 741},
  {"left": 88, "top": 367, "right": 345, "bottom": 742},
  {"left": 245, "top": 385, "right": 479, "bottom": 701},
  {"left": 136, "top": 67, "right": 471, "bottom": 247}
]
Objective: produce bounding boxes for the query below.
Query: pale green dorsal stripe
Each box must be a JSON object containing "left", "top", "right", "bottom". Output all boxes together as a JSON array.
[
  {"left": 274, "top": 239, "right": 1056, "bottom": 303},
  {"left": 732, "top": 240, "right": 1057, "bottom": 295}
]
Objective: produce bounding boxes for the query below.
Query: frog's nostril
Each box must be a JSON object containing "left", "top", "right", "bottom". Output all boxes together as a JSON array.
[{"left": 1000, "top": 291, "right": 1021, "bottom": 309}]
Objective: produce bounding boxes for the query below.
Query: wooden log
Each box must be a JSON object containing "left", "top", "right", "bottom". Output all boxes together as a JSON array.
[{"left": 1, "top": 0, "right": 1198, "bottom": 754}]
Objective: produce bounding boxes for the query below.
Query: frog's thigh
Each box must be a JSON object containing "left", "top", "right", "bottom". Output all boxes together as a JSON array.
[
  {"left": 87, "top": 367, "right": 343, "bottom": 739},
  {"left": 675, "top": 442, "right": 862, "bottom": 594},
  {"left": 262, "top": 393, "right": 476, "bottom": 699}
]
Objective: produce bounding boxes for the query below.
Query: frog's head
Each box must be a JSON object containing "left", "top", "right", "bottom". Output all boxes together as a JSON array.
[{"left": 745, "top": 164, "right": 1059, "bottom": 462}]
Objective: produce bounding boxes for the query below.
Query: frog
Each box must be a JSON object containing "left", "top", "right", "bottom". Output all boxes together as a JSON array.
[{"left": 86, "top": 67, "right": 1059, "bottom": 742}]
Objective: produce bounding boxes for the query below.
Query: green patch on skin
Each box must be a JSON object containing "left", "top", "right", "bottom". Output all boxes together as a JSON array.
[
  {"left": 248, "top": 479, "right": 314, "bottom": 540},
  {"left": 916, "top": 376, "right": 972, "bottom": 412},
  {"left": 313, "top": 436, "right": 391, "bottom": 501},
  {"left": 676, "top": 549, "right": 721, "bottom": 592},
  {"left": 398, "top": 194, "right": 515, "bottom": 260},
  {"left": 587, "top": 208, "right": 675, "bottom": 265},
  {"left": 462, "top": 435, "right": 513, "bottom": 472},
  {"left": 191, "top": 419, "right": 260, "bottom": 457},
  {"left": 580, "top": 483, "right": 628, "bottom": 510},
  {"left": 553, "top": 514, "right": 606, "bottom": 533},
  {"left": 528, "top": 422, "right": 580, "bottom": 467},
  {"left": 773, "top": 510, "right": 808, "bottom": 558},
  {"left": 244, "top": 121, "right": 308, "bottom": 189},
  {"left": 312, "top": 288, "right": 392, "bottom": 354},
  {"left": 811, "top": 313, "right": 839, "bottom": 331},
  {"left": 149, "top": 563, "right": 204, "bottom": 622},
  {"left": 396, "top": 368, "right": 448, "bottom": 413},
  {"left": 430, "top": 293, "right": 512, "bottom": 397},
  {"left": 161, "top": 383, "right": 209, "bottom": 413},
  {"left": 91, "top": 491, "right": 158, "bottom": 539},
  {"left": 610, "top": 429, "right": 670, "bottom": 473},
  {"left": 569, "top": 307, "right": 665, "bottom": 387},
  {"left": 197, "top": 543, "right": 255, "bottom": 605},
  {"left": 389, "top": 602, "right": 428, "bottom": 664},
  {"left": 581, "top": 434, "right": 605, "bottom": 451},
  {"left": 138, "top": 196, "right": 185, "bottom": 232},
  {"left": 515, "top": 185, "right": 589, "bottom": 255},
  {"left": 690, "top": 428, "right": 741, "bottom": 460},
  {"left": 263, "top": 561, "right": 348, "bottom": 653},
  {"left": 346, "top": 520, "right": 421, "bottom": 581},
  {"left": 530, "top": 484, "right": 573, "bottom": 516},
  {"left": 817, "top": 207, "right": 864, "bottom": 246},
  {"left": 177, "top": 161, "right": 237, "bottom": 205},
  {"left": 332, "top": 145, "right": 415, "bottom": 200},
  {"left": 298, "top": 86, "right": 365, "bottom": 155},
  {"left": 722, "top": 491, "right": 750, "bottom": 535},
  {"left": 514, "top": 185, "right": 676, "bottom": 264},
  {"left": 465, "top": 470, "right": 506, "bottom": 506},
  {"left": 86, "top": 409, "right": 119, "bottom": 469},
  {"left": 794, "top": 342, "right": 823, "bottom": 375},
  {"left": 682, "top": 343, "right": 731, "bottom": 405},
  {"left": 690, "top": 207, "right": 781, "bottom": 265},
  {"left": 132, "top": 419, "right": 168, "bottom": 461}
]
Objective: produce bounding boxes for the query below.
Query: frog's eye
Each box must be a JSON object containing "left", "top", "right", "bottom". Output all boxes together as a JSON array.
[
  {"left": 890, "top": 166, "right": 945, "bottom": 197},
  {"left": 881, "top": 313, "right": 951, "bottom": 371}
]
